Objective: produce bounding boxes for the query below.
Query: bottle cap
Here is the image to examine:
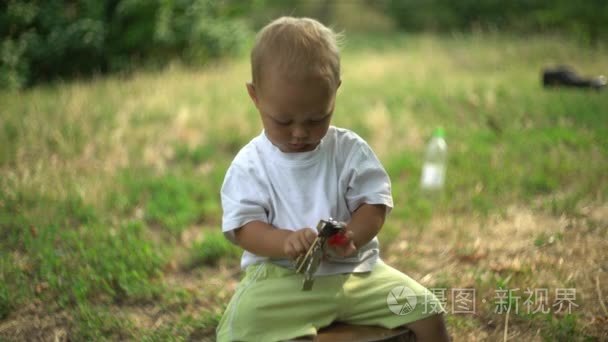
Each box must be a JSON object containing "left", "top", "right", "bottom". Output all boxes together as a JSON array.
[{"left": 433, "top": 127, "right": 445, "bottom": 138}]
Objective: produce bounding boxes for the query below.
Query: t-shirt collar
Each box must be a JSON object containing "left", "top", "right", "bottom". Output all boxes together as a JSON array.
[{"left": 261, "top": 129, "right": 327, "bottom": 166}]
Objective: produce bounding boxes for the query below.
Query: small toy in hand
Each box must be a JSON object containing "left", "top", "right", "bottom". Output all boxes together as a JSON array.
[
  {"left": 294, "top": 219, "right": 347, "bottom": 291},
  {"left": 328, "top": 230, "right": 349, "bottom": 246}
]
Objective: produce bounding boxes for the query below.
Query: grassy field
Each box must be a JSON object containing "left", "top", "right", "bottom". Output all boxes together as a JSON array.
[{"left": 1, "top": 33, "right": 607, "bottom": 341}]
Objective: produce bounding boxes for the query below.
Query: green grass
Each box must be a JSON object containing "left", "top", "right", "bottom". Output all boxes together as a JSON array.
[
  {"left": 188, "top": 231, "right": 241, "bottom": 268},
  {"left": 1, "top": 32, "right": 607, "bottom": 340}
]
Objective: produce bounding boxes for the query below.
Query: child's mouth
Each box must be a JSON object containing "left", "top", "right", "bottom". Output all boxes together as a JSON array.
[{"left": 288, "top": 143, "right": 310, "bottom": 151}]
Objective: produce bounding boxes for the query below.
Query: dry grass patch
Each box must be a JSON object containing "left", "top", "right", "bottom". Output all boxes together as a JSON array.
[{"left": 384, "top": 203, "right": 608, "bottom": 340}]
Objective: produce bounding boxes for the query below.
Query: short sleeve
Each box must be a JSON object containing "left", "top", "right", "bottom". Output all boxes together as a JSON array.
[
  {"left": 221, "top": 163, "right": 269, "bottom": 243},
  {"left": 344, "top": 141, "right": 393, "bottom": 214}
]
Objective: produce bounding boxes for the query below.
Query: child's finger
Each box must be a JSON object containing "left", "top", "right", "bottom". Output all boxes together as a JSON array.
[
  {"left": 345, "top": 242, "right": 357, "bottom": 256},
  {"left": 333, "top": 241, "right": 357, "bottom": 257},
  {"left": 284, "top": 241, "right": 296, "bottom": 258},
  {"left": 341, "top": 243, "right": 357, "bottom": 257},
  {"left": 298, "top": 231, "right": 315, "bottom": 250},
  {"left": 303, "top": 228, "right": 317, "bottom": 245},
  {"left": 286, "top": 248, "right": 298, "bottom": 259},
  {"left": 293, "top": 238, "right": 307, "bottom": 254},
  {"left": 286, "top": 237, "right": 303, "bottom": 257}
]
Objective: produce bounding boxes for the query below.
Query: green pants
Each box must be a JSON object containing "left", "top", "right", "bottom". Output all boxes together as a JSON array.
[{"left": 216, "top": 260, "right": 445, "bottom": 341}]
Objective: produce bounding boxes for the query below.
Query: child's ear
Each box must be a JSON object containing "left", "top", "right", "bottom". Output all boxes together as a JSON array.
[{"left": 246, "top": 82, "right": 259, "bottom": 107}]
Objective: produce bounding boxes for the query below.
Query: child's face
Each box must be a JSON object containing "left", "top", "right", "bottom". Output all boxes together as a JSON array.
[{"left": 247, "top": 70, "right": 340, "bottom": 153}]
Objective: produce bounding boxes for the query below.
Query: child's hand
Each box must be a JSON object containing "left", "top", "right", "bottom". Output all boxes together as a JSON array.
[
  {"left": 284, "top": 228, "right": 317, "bottom": 259},
  {"left": 326, "top": 229, "right": 357, "bottom": 258}
]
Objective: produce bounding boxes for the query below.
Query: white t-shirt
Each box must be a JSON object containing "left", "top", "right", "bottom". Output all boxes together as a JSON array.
[{"left": 221, "top": 126, "right": 393, "bottom": 275}]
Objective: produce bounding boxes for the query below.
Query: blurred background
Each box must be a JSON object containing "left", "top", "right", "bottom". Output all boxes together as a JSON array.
[
  {"left": 2, "top": 0, "right": 607, "bottom": 89},
  {"left": 1, "top": 1, "right": 607, "bottom": 341}
]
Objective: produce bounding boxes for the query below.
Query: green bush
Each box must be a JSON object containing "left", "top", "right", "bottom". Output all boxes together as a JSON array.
[
  {"left": 383, "top": 0, "right": 608, "bottom": 44},
  {"left": 0, "top": 0, "right": 250, "bottom": 89}
]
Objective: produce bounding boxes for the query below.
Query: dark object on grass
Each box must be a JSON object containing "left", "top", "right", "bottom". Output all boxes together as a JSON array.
[
  {"left": 311, "top": 322, "right": 414, "bottom": 341},
  {"left": 542, "top": 65, "right": 606, "bottom": 90}
]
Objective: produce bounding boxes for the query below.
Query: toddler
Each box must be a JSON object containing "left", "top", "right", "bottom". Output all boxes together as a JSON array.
[{"left": 216, "top": 16, "right": 449, "bottom": 342}]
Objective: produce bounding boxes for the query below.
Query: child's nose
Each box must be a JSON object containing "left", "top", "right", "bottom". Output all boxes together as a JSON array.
[{"left": 292, "top": 125, "right": 308, "bottom": 139}]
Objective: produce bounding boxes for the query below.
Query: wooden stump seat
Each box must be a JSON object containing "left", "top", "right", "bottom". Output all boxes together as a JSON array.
[{"left": 290, "top": 322, "right": 414, "bottom": 342}]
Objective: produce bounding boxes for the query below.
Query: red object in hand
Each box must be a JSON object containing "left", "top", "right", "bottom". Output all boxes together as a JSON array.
[{"left": 328, "top": 232, "right": 348, "bottom": 246}]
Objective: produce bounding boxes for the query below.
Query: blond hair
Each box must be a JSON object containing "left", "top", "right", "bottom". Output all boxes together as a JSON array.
[{"left": 251, "top": 17, "right": 341, "bottom": 89}]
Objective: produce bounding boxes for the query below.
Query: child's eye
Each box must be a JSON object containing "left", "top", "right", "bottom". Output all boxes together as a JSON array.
[
  {"left": 310, "top": 115, "right": 330, "bottom": 124},
  {"left": 275, "top": 119, "right": 291, "bottom": 126}
]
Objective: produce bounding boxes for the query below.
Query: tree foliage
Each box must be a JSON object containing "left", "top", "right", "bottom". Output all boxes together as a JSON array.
[
  {"left": 383, "top": 0, "right": 608, "bottom": 44},
  {"left": 0, "top": 0, "right": 250, "bottom": 89}
]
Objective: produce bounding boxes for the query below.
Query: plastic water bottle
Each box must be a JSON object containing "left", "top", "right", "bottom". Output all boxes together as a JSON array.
[{"left": 420, "top": 128, "right": 447, "bottom": 192}]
